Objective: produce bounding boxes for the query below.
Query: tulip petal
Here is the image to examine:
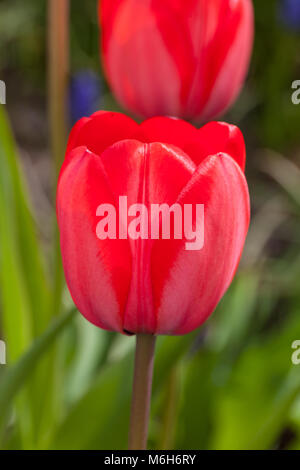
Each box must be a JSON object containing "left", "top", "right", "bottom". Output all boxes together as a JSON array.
[
  {"left": 57, "top": 146, "right": 132, "bottom": 332},
  {"left": 197, "top": 0, "right": 254, "bottom": 120},
  {"left": 66, "top": 111, "right": 139, "bottom": 157},
  {"left": 139, "top": 116, "right": 198, "bottom": 150},
  {"left": 101, "top": 0, "right": 194, "bottom": 117},
  {"left": 192, "top": 121, "right": 246, "bottom": 171},
  {"left": 98, "top": 140, "right": 196, "bottom": 333},
  {"left": 139, "top": 117, "right": 246, "bottom": 171},
  {"left": 66, "top": 117, "right": 90, "bottom": 155},
  {"left": 151, "top": 152, "right": 250, "bottom": 335},
  {"left": 99, "top": 140, "right": 196, "bottom": 206}
]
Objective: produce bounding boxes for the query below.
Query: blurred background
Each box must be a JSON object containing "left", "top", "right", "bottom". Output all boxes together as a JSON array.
[{"left": 1, "top": 0, "right": 300, "bottom": 450}]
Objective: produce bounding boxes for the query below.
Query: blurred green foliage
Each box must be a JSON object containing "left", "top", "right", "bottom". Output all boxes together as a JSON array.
[{"left": 0, "top": 0, "right": 300, "bottom": 450}]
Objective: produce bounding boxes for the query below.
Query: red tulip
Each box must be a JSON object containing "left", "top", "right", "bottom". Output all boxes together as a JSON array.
[
  {"left": 99, "top": 0, "right": 254, "bottom": 120},
  {"left": 57, "top": 111, "right": 250, "bottom": 335}
]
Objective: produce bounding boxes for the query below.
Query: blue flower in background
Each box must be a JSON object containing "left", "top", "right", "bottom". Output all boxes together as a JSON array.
[
  {"left": 69, "top": 70, "right": 102, "bottom": 124},
  {"left": 279, "top": 0, "right": 300, "bottom": 31}
]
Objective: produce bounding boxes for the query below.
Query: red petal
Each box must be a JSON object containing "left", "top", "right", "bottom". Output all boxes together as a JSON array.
[
  {"left": 98, "top": 140, "right": 196, "bottom": 333},
  {"left": 140, "top": 117, "right": 246, "bottom": 171},
  {"left": 190, "top": 121, "right": 246, "bottom": 171},
  {"left": 100, "top": 0, "right": 194, "bottom": 117},
  {"left": 57, "top": 146, "right": 132, "bottom": 332},
  {"left": 66, "top": 117, "right": 90, "bottom": 155},
  {"left": 195, "top": 0, "right": 254, "bottom": 120},
  {"left": 66, "top": 111, "right": 139, "bottom": 157},
  {"left": 183, "top": 0, "right": 254, "bottom": 120},
  {"left": 151, "top": 153, "right": 250, "bottom": 335},
  {"left": 139, "top": 116, "right": 198, "bottom": 148}
]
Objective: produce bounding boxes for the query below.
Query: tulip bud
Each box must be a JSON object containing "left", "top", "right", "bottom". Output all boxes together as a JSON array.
[
  {"left": 99, "top": 0, "right": 254, "bottom": 121},
  {"left": 57, "top": 111, "right": 250, "bottom": 335}
]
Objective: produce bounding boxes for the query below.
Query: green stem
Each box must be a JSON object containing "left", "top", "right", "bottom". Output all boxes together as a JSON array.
[
  {"left": 48, "top": 0, "right": 69, "bottom": 176},
  {"left": 48, "top": 0, "right": 69, "bottom": 313},
  {"left": 129, "top": 334, "right": 156, "bottom": 450}
]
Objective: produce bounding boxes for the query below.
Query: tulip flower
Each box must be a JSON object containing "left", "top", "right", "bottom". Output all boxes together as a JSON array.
[
  {"left": 57, "top": 111, "right": 250, "bottom": 448},
  {"left": 57, "top": 111, "right": 249, "bottom": 335},
  {"left": 99, "top": 0, "right": 254, "bottom": 120}
]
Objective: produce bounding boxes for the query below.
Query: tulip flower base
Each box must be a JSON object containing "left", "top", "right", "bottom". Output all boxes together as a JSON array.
[{"left": 129, "top": 334, "right": 156, "bottom": 450}]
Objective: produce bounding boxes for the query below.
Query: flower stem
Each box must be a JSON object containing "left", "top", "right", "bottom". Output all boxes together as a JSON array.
[
  {"left": 48, "top": 0, "right": 69, "bottom": 176},
  {"left": 129, "top": 334, "right": 156, "bottom": 450},
  {"left": 48, "top": 0, "right": 69, "bottom": 314}
]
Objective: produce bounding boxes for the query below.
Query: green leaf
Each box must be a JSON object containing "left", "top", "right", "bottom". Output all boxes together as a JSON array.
[
  {"left": 175, "top": 351, "right": 216, "bottom": 450},
  {"left": 262, "top": 150, "right": 300, "bottom": 210},
  {"left": 0, "top": 108, "right": 50, "bottom": 340},
  {"left": 153, "top": 332, "right": 196, "bottom": 392},
  {"left": 66, "top": 318, "right": 116, "bottom": 403},
  {"left": 0, "top": 107, "right": 55, "bottom": 446},
  {"left": 51, "top": 331, "right": 196, "bottom": 450},
  {"left": 211, "top": 311, "right": 300, "bottom": 450},
  {"left": 0, "top": 308, "right": 76, "bottom": 443},
  {"left": 51, "top": 353, "right": 134, "bottom": 450}
]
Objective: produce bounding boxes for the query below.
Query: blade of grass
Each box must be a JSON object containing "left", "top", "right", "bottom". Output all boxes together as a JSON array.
[
  {"left": 0, "top": 308, "right": 77, "bottom": 444},
  {"left": 0, "top": 108, "right": 50, "bottom": 335},
  {"left": 0, "top": 107, "right": 55, "bottom": 446}
]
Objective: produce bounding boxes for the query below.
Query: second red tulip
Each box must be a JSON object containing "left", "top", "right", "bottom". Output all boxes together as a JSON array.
[{"left": 99, "top": 0, "right": 254, "bottom": 121}]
